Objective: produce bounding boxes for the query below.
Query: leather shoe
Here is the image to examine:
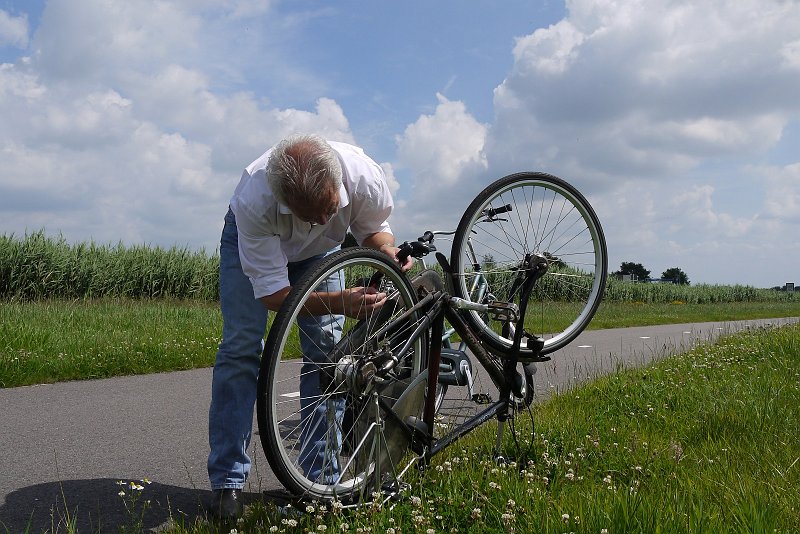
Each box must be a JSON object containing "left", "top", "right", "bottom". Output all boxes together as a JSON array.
[{"left": 208, "top": 488, "right": 243, "bottom": 520}]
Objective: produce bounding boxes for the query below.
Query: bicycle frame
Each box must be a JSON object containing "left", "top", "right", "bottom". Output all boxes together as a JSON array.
[{"left": 373, "top": 251, "right": 549, "bottom": 463}]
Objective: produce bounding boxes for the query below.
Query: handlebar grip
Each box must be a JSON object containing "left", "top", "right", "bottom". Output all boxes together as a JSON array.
[
  {"left": 484, "top": 204, "right": 513, "bottom": 218},
  {"left": 418, "top": 231, "right": 434, "bottom": 243},
  {"left": 395, "top": 240, "right": 434, "bottom": 263}
]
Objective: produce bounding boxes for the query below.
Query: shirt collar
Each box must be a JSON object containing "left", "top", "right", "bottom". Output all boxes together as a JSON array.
[{"left": 277, "top": 182, "right": 349, "bottom": 215}]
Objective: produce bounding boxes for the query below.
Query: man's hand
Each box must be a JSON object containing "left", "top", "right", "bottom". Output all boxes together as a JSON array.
[
  {"left": 341, "top": 286, "right": 388, "bottom": 319},
  {"left": 378, "top": 243, "right": 413, "bottom": 272},
  {"left": 362, "top": 232, "right": 413, "bottom": 272}
]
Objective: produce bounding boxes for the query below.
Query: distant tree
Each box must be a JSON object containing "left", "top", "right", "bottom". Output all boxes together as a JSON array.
[
  {"left": 614, "top": 262, "right": 650, "bottom": 281},
  {"left": 661, "top": 267, "right": 690, "bottom": 285}
]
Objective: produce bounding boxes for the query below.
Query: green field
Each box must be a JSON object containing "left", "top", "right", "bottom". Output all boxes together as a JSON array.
[{"left": 2, "top": 298, "right": 799, "bottom": 389}]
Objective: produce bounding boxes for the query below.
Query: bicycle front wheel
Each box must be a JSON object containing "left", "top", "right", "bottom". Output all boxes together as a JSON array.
[
  {"left": 450, "top": 172, "right": 607, "bottom": 355},
  {"left": 257, "top": 248, "right": 427, "bottom": 502}
]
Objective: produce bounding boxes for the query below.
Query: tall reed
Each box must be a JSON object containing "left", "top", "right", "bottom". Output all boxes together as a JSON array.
[{"left": 0, "top": 231, "right": 219, "bottom": 301}]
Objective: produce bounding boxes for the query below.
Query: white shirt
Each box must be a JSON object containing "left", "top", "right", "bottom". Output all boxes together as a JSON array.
[{"left": 229, "top": 141, "right": 394, "bottom": 299}]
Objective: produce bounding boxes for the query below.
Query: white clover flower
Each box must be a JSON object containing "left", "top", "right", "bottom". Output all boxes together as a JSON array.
[
  {"left": 386, "top": 529, "right": 395, "bottom": 534},
  {"left": 306, "top": 504, "right": 316, "bottom": 513},
  {"left": 501, "top": 513, "right": 512, "bottom": 523},
  {"left": 118, "top": 491, "right": 125, "bottom": 497},
  {"left": 471, "top": 508, "right": 481, "bottom": 519},
  {"left": 287, "top": 519, "right": 298, "bottom": 527},
  {"left": 601, "top": 529, "right": 609, "bottom": 534},
  {"left": 317, "top": 525, "right": 327, "bottom": 532},
  {"left": 562, "top": 513, "right": 570, "bottom": 523},
  {"left": 269, "top": 527, "right": 278, "bottom": 533},
  {"left": 410, "top": 495, "right": 422, "bottom": 507}
]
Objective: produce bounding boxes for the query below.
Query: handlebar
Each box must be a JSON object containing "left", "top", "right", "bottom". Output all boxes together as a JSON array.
[{"left": 396, "top": 240, "right": 436, "bottom": 264}]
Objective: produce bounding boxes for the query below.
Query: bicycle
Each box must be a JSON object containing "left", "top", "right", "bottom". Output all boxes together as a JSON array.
[{"left": 256, "top": 171, "right": 608, "bottom": 504}]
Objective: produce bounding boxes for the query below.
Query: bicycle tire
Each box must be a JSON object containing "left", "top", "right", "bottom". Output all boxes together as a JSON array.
[
  {"left": 257, "top": 247, "right": 427, "bottom": 501},
  {"left": 450, "top": 172, "right": 607, "bottom": 355}
]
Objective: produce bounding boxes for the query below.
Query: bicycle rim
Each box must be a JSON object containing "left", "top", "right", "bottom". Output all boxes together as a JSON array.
[
  {"left": 450, "top": 173, "right": 607, "bottom": 355},
  {"left": 257, "top": 248, "right": 427, "bottom": 502}
]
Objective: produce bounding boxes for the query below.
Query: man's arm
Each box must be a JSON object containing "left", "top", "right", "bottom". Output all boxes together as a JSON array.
[
  {"left": 361, "top": 231, "right": 413, "bottom": 272},
  {"left": 260, "top": 285, "right": 387, "bottom": 317}
]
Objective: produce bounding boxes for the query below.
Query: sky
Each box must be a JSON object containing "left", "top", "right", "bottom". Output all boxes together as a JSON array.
[{"left": 1, "top": 0, "right": 799, "bottom": 288}]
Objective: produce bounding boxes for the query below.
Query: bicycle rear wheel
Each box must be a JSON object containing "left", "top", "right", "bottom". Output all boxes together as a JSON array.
[
  {"left": 450, "top": 172, "right": 607, "bottom": 356},
  {"left": 257, "top": 248, "right": 427, "bottom": 502}
]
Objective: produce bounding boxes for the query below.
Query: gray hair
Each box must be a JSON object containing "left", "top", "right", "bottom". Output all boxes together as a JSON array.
[{"left": 266, "top": 134, "right": 343, "bottom": 207}]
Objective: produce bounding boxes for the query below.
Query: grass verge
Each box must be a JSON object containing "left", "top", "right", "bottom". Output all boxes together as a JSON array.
[
  {"left": 590, "top": 300, "right": 800, "bottom": 329},
  {"left": 0, "top": 299, "right": 221, "bottom": 388},
  {"left": 159, "top": 323, "right": 799, "bottom": 533}
]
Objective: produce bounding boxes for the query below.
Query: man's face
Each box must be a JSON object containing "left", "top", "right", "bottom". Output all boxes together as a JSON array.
[{"left": 288, "top": 186, "right": 340, "bottom": 226}]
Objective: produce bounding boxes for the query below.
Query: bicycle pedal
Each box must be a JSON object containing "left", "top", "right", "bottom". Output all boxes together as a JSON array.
[
  {"left": 381, "top": 480, "right": 410, "bottom": 501},
  {"left": 487, "top": 301, "right": 519, "bottom": 322},
  {"left": 472, "top": 393, "right": 492, "bottom": 404}
]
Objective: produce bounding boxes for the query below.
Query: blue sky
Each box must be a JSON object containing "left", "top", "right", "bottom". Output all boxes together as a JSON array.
[{"left": 1, "top": 0, "right": 799, "bottom": 287}]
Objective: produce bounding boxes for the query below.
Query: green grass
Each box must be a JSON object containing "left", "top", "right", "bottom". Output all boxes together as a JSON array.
[
  {"left": 157, "top": 323, "right": 800, "bottom": 533},
  {"left": 590, "top": 300, "right": 800, "bottom": 329},
  {"left": 0, "top": 299, "right": 222, "bottom": 388},
  {"left": 2, "top": 299, "right": 798, "bottom": 389}
]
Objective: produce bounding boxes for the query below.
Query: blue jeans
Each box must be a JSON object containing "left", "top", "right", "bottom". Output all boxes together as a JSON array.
[{"left": 208, "top": 208, "right": 343, "bottom": 489}]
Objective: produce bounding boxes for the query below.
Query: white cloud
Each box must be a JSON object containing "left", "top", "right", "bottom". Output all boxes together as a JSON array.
[
  {"left": 489, "top": 0, "right": 800, "bottom": 184},
  {"left": 0, "top": 9, "right": 28, "bottom": 48},
  {"left": 512, "top": 19, "right": 584, "bottom": 75},
  {"left": 0, "top": 0, "right": 355, "bottom": 252},
  {"left": 668, "top": 185, "right": 756, "bottom": 238},
  {"left": 472, "top": 0, "right": 800, "bottom": 285},
  {"left": 761, "top": 163, "right": 800, "bottom": 222},
  {"left": 396, "top": 93, "right": 488, "bottom": 186}
]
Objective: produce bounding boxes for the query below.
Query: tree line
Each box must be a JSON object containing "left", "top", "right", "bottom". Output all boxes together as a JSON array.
[{"left": 613, "top": 262, "right": 690, "bottom": 285}]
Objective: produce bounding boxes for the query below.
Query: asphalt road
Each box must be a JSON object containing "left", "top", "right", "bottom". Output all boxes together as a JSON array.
[{"left": 1, "top": 317, "right": 797, "bottom": 533}]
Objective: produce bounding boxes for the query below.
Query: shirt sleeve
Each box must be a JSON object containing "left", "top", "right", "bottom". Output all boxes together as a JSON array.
[
  {"left": 348, "top": 165, "right": 394, "bottom": 244},
  {"left": 232, "top": 203, "right": 290, "bottom": 299}
]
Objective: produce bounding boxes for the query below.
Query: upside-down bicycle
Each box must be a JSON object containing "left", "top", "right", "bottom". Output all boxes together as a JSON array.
[{"left": 256, "top": 172, "right": 608, "bottom": 503}]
